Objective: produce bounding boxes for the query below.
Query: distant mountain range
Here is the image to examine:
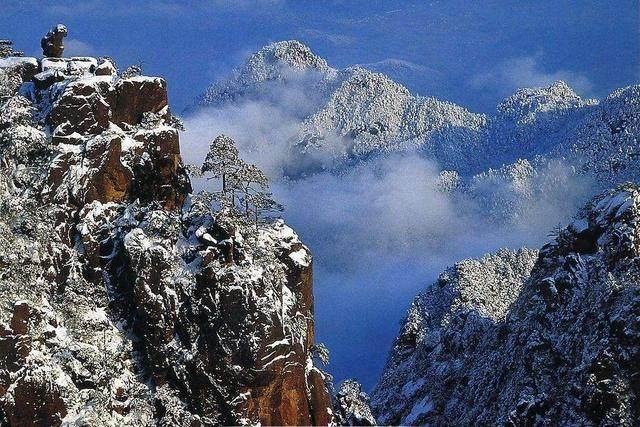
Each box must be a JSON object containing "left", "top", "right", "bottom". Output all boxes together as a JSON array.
[
  {"left": 191, "top": 39, "right": 640, "bottom": 225},
  {"left": 189, "top": 40, "right": 640, "bottom": 425}
]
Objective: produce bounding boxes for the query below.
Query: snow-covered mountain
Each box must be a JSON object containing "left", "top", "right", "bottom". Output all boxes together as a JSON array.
[
  {"left": 2, "top": 31, "right": 637, "bottom": 425},
  {"left": 195, "top": 40, "right": 335, "bottom": 109},
  {"left": 192, "top": 40, "right": 639, "bottom": 188},
  {"left": 192, "top": 40, "right": 486, "bottom": 175},
  {"left": 187, "top": 40, "right": 640, "bottom": 268},
  {"left": 372, "top": 184, "right": 640, "bottom": 425},
  {"left": 189, "top": 40, "right": 640, "bottom": 424}
]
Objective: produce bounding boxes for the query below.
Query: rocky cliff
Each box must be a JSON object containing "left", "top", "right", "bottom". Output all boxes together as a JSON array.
[
  {"left": 0, "top": 48, "right": 333, "bottom": 425},
  {"left": 373, "top": 184, "right": 640, "bottom": 425}
]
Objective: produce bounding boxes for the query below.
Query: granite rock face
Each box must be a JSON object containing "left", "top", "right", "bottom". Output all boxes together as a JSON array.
[
  {"left": 0, "top": 44, "right": 333, "bottom": 425},
  {"left": 32, "top": 63, "right": 190, "bottom": 210},
  {"left": 373, "top": 184, "right": 640, "bottom": 425}
]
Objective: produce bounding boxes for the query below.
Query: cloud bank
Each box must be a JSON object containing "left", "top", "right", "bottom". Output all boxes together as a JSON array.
[
  {"left": 181, "top": 77, "right": 594, "bottom": 389},
  {"left": 64, "top": 39, "right": 95, "bottom": 57},
  {"left": 471, "top": 54, "right": 594, "bottom": 100}
]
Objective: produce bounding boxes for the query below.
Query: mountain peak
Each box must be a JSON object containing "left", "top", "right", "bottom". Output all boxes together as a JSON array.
[
  {"left": 256, "top": 39, "right": 329, "bottom": 71},
  {"left": 194, "top": 39, "right": 332, "bottom": 108},
  {"left": 497, "top": 80, "right": 589, "bottom": 123}
]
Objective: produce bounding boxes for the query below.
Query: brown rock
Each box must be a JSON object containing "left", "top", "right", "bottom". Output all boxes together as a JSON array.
[
  {"left": 0, "top": 303, "right": 36, "bottom": 378},
  {"left": 308, "top": 368, "right": 335, "bottom": 425},
  {"left": 4, "top": 373, "right": 67, "bottom": 426},
  {"left": 238, "top": 245, "right": 333, "bottom": 426},
  {"left": 130, "top": 127, "right": 190, "bottom": 209},
  {"left": 119, "top": 219, "right": 333, "bottom": 425},
  {"left": 44, "top": 134, "right": 133, "bottom": 206},
  {"left": 10, "top": 301, "right": 32, "bottom": 335},
  {"left": 49, "top": 81, "right": 110, "bottom": 136},
  {"left": 82, "top": 134, "right": 133, "bottom": 204},
  {"left": 94, "top": 59, "right": 116, "bottom": 76},
  {"left": 43, "top": 151, "right": 73, "bottom": 205},
  {"left": 243, "top": 363, "right": 312, "bottom": 426},
  {"left": 111, "top": 77, "right": 169, "bottom": 127}
]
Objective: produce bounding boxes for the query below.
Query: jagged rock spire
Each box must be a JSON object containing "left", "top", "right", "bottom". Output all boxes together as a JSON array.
[{"left": 41, "top": 24, "right": 67, "bottom": 58}]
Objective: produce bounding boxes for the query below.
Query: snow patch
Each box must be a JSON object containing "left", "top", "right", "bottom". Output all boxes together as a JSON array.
[
  {"left": 289, "top": 248, "right": 310, "bottom": 267},
  {"left": 402, "top": 396, "right": 434, "bottom": 425}
]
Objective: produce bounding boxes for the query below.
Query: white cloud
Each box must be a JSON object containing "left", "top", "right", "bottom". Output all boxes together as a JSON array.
[
  {"left": 182, "top": 75, "right": 591, "bottom": 273},
  {"left": 471, "top": 53, "right": 593, "bottom": 98},
  {"left": 64, "top": 39, "right": 95, "bottom": 57}
]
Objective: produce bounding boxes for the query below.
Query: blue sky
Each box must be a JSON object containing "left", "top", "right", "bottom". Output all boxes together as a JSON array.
[
  {"left": 3, "top": 0, "right": 639, "bottom": 390},
  {"left": 3, "top": 0, "right": 638, "bottom": 113}
]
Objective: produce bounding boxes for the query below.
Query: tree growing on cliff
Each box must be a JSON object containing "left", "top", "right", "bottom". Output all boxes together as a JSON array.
[
  {"left": 311, "top": 343, "right": 330, "bottom": 366},
  {"left": 202, "top": 134, "right": 240, "bottom": 194},
  {"left": 247, "top": 191, "right": 283, "bottom": 227},
  {"left": 230, "top": 162, "right": 267, "bottom": 216},
  {"left": 201, "top": 134, "right": 283, "bottom": 226},
  {"left": 119, "top": 63, "right": 142, "bottom": 79}
]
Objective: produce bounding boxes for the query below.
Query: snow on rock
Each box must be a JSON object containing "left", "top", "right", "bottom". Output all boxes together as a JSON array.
[
  {"left": 194, "top": 40, "right": 334, "bottom": 108},
  {"left": 334, "top": 379, "right": 376, "bottom": 426},
  {"left": 289, "top": 247, "right": 311, "bottom": 267},
  {"left": 29, "top": 66, "right": 192, "bottom": 209},
  {"left": 0, "top": 40, "right": 333, "bottom": 425},
  {"left": 402, "top": 396, "right": 434, "bottom": 425},
  {"left": 0, "top": 56, "right": 38, "bottom": 71},
  {"left": 373, "top": 184, "right": 640, "bottom": 425}
]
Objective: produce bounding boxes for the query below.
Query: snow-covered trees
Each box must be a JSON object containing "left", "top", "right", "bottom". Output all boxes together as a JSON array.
[
  {"left": 311, "top": 342, "right": 330, "bottom": 366},
  {"left": 201, "top": 134, "right": 283, "bottom": 226},
  {"left": 0, "top": 40, "right": 23, "bottom": 58},
  {"left": 334, "top": 380, "right": 377, "bottom": 426},
  {"left": 202, "top": 134, "right": 239, "bottom": 193},
  {"left": 119, "top": 64, "right": 142, "bottom": 79},
  {"left": 0, "top": 69, "right": 21, "bottom": 102}
]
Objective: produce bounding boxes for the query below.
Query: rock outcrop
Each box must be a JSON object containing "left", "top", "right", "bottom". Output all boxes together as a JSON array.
[
  {"left": 30, "top": 62, "right": 189, "bottom": 210},
  {"left": 373, "top": 184, "right": 640, "bottom": 425},
  {"left": 0, "top": 38, "right": 333, "bottom": 425},
  {"left": 41, "top": 24, "right": 67, "bottom": 58}
]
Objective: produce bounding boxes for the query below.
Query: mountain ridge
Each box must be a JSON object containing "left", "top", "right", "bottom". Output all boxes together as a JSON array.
[
  {"left": 0, "top": 42, "right": 338, "bottom": 425},
  {"left": 190, "top": 39, "right": 638, "bottom": 185},
  {"left": 373, "top": 183, "right": 640, "bottom": 425}
]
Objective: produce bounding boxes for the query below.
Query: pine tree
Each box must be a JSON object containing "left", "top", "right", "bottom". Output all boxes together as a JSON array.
[
  {"left": 248, "top": 191, "right": 283, "bottom": 228},
  {"left": 202, "top": 134, "right": 240, "bottom": 194},
  {"left": 201, "top": 134, "right": 284, "bottom": 228},
  {"left": 119, "top": 64, "right": 143, "bottom": 79},
  {"left": 311, "top": 343, "right": 330, "bottom": 366},
  {"left": 230, "top": 162, "right": 268, "bottom": 217}
]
